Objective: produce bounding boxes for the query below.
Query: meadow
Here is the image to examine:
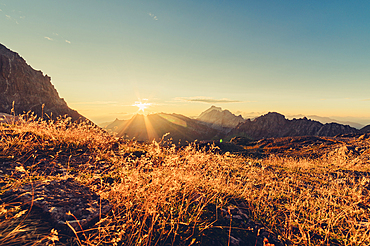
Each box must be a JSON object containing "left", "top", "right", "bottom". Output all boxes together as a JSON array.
[{"left": 1, "top": 115, "right": 370, "bottom": 245}]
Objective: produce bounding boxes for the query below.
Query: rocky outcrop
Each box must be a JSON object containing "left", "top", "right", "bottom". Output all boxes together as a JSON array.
[
  {"left": 0, "top": 44, "right": 84, "bottom": 121},
  {"left": 229, "top": 112, "right": 360, "bottom": 140},
  {"left": 198, "top": 106, "right": 245, "bottom": 132}
]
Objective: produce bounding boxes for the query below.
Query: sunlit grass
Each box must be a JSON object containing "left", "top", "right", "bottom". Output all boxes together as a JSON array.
[{"left": 1, "top": 114, "right": 370, "bottom": 245}]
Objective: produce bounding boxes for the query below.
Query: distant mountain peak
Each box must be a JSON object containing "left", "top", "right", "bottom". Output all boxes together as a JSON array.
[
  {"left": 198, "top": 105, "right": 222, "bottom": 117},
  {"left": 197, "top": 106, "right": 245, "bottom": 131},
  {"left": 210, "top": 105, "right": 222, "bottom": 110},
  {"left": 261, "top": 112, "right": 285, "bottom": 119}
]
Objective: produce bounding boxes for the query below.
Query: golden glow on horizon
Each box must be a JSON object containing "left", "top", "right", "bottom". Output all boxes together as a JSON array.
[{"left": 132, "top": 100, "right": 152, "bottom": 113}]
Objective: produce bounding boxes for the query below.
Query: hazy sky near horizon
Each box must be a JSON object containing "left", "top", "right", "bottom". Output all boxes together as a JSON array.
[{"left": 1, "top": 0, "right": 370, "bottom": 124}]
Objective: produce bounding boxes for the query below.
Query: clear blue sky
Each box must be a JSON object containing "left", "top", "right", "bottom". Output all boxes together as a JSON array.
[{"left": 1, "top": 0, "right": 370, "bottom": 124}]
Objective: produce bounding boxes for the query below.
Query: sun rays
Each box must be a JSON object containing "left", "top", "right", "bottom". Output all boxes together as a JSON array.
[
  {"left": 125, "top": 99, "right": 188, "bottom": 141},
  {"left": 122, "top": 99, "right": 157, "bottom": 140}
]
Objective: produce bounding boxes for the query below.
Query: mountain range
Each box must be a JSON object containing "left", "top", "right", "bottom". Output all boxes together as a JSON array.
[
  {"left": 104, "top": 106, "right": 248, "bottom": 143},
  {"left": 1, "top": 43, "right": 370, "bottom": 144},
  {"left": 105, "top": 107, "right": 370, "bottom": 143},
  {"left": 229, "top": 112, "right": 363, "bottom": 140},
  {"left": 288, "top": 114, "right": 364, "bottom": 129}
]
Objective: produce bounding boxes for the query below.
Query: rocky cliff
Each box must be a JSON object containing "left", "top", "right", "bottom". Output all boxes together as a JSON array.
[
  {"left": 0, "top": 44, "right": 84, "bottom": 121},
  {"left": 198, "top": 106, "right": 245, "bottom": 132},
  {"left": 229, "top": 112, "right": 360, "bottom": 140}
]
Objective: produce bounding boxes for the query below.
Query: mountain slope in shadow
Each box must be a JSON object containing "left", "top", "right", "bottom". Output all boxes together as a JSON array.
[{"left": 105, "top": 113, "right": 221, "bottom": 143}]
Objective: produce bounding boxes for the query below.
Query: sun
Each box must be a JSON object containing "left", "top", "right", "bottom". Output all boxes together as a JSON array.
[{"left": 132, "top": 100, "right": 151, "bottom": 113}]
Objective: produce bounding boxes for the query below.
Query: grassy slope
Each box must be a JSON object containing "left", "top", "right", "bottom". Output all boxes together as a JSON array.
[{"left": 1, "top": 116, "right": 370, "bottom": 245}]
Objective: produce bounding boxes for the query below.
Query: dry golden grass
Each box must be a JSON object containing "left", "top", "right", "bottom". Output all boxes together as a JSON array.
[{"left": 1, "top": 115, "right": 370, "bottom": 245}]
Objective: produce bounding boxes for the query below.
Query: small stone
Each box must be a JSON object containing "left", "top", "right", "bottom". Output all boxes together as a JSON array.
[{"left": 229, "top": 236, "right": 240, "bottom": 246}]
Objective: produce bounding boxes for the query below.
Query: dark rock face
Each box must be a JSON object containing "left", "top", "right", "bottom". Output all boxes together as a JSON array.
[
  {"left": 0, "top": 44, "right": 84, "bottom": 121},
  {"left": 230, "top": 112, "right": 360, "bottom": 140}
]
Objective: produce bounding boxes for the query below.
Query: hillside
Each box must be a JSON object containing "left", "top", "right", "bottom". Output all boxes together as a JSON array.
[
  {"left": 0, "top": 44, "right": 84, "bottom": 121},
  {"left": 361, "top": 124, "right": 370, "bottom": 133}
]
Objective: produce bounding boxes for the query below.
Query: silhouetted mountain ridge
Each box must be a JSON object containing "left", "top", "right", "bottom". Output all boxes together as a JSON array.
[
  {"left": 289, "top": 114, "right": 364, "bottom": 129},
  {"left": 105, "top": 109, "right": 370, "bottom": 144},
  {"left": 229, "top": 112, "right": 361, "bottom": 140}
]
